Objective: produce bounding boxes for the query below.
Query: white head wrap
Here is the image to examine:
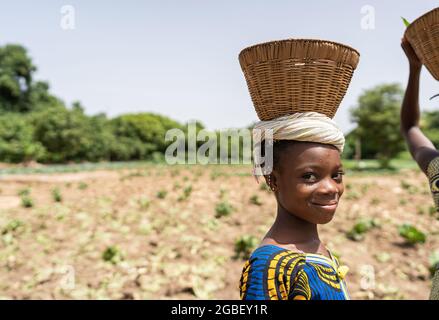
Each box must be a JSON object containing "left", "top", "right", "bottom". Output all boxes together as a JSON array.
[{"left": 252, "top": 112, "right": 345, "bottom": 183}]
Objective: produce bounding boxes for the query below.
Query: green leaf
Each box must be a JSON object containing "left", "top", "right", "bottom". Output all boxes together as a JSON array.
[{"left": 402, "top": 17, "right": 411, "bottom": 28}]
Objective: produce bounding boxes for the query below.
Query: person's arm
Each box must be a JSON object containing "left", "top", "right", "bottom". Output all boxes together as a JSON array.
[{"left": 400, "top": 38, "right": 439, "bottom": 175}]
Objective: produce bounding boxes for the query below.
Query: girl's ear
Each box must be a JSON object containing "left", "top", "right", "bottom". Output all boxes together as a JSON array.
[{"left": 264, "top": 172, "right": 278, "bottom": 192}]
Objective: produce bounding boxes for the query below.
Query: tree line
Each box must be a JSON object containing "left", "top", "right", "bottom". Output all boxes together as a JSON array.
[{"left": 1, "top": 44, "right": 439, "bottom": 166}]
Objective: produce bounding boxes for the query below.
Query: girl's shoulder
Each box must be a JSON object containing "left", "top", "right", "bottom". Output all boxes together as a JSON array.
[
  {"left": 243, "top": 244, "right": 345, "bottom": 283},
  {"left": 239, "top": 245, "right": 307, "bottom": 300},
  {"left": 239, "top": 244, "right": 350, "bottom": 300},
  {"left": 249, "top": 244, "right": 306, "bottom": 261},
  {"left": 242, "top": 244, "right": 307, "bottom": 279},
  {"left": 248, "top": 244, "right": 335, "bottom": 263},
  {"left": 241, "top": 244, "right": 307, "bottom": 278}
]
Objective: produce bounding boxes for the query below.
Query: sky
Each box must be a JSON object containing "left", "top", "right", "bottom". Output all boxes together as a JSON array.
[{"left": 1, "top": 0, "right": 439, "bottom": 134}]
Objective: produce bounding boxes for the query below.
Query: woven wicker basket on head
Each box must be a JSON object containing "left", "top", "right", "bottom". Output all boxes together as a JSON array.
[
  {"left": 239, "top": 39, "right": 360, "bottom": 120},
  {"left": 405, "top": 7, "right": 439, "bottom": 81}
]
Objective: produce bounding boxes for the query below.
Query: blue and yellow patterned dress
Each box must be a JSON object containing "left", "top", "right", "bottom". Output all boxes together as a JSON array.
[
  {"left": 239, "top": 244, "right": 350, "bottom": 300},
  {"left": 426, "top": 156, "right": 439, "bottom": 300}
]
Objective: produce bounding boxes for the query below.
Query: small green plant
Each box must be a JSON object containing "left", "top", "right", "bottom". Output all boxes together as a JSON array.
[
  {"left": 400, "top": 180, "right": 418, "bottom": 194},
  {"left": 345, "top": 191, "right": 360, "bottom": 200},
  {"left": 102, "top": 246, "right": 123, "bottom": 264},
  {"left": 171, "top": 169, "right": 180, "bottom": 177},
  {"left": 194, "top": 169, "right": 203, "bottom": 178},
  {"left": 138, "top": 197, "right": 150, "bottom": 210},
  {"left": 370, "top": 197, "right": 380, "bottom": 205},
  {"left": 206, "top": 219, "right": 219, "bottom": 231},
  {"left": 178, "top": 185, "right": 192, "bottom": 201},
  {"left": 210, "top": 170, "right": 222, "bottom": 180},
  {"left": 234, "top": 235, "right": 258, "bottom": 260},
  {"left": 17, "top": 188, "right": 31, "bottom": 196},
  {"left": 401, "top": 180, "right": 411, "bottom": 189},
  {"left": 219, "top": 188, "right": 227, "bottom": 199},
  {"left": 123, "top": 170, "right": 147, "bottom": 179},
  {"left": 21, "top": 195, "right": 34, "bottom": 208},
  {"left": 2, "top": 219, "right": 24, "bottom": 235},
  {"left": 184, "top": 185, "right": 192, "bottom": 196},
  {"left": 249, "top": 194, "right": 262, "bottom": 206},
  {"left": 215, "top": 200, "right": 234, "bottom": 218},
  {"left": 398, "top": 224, "right": 426, "bottom": 245},
  {"left": 360, "top": 184, "right": 370, "bottom": 194},
  {"left": 346, "top": 219, "right": 379, "bottom": 241},
  {"left": 374, "top": 252, "right": 391, "bottom": 263},
  {"left": 52, "top": 187, "right": 62, "bottom": 202},
  {"left": 156, "top": 190, "right": 167, "bottom": 199},
  {"left": 78, "top": 182, "right": 88, "bottom": 190}
]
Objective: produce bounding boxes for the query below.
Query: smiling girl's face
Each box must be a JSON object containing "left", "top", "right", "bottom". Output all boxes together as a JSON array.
[{"left": 267, "top": 141, "right": 345, "bottom": 224}]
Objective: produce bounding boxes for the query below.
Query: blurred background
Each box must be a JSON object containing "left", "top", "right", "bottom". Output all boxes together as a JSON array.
[{"left": 0, "top": 1, "right": 438, "bottom": 300}]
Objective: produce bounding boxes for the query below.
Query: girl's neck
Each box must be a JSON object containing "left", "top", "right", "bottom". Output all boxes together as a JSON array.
[{"left": 262, "top": 203, "right": 325, "bottom": 255}]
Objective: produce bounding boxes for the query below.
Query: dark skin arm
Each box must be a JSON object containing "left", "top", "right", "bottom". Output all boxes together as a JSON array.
[{"left": 400, "top": 37, "right": 439, "bottom": 175}]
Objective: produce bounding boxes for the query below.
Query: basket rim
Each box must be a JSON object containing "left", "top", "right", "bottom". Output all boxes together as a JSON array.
[
  {"left": 238, "top": 38, "right": 360, "bottom": 62},
  {"left": 405, "top": 7, "right": 439, "bottom": 36}
]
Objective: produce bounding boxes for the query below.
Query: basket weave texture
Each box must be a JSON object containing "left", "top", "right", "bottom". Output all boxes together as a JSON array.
[
  {"left": 405, "top": 7, "right": 439, "bottom": 80},
  {"left": 239, "top": 39, "right": 360, "bottom": 120}
]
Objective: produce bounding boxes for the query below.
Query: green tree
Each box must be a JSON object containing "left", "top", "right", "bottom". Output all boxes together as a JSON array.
[
  {"left": 30, "top": 103, "right": 114, "bottom": 163},
  {"left": 0, "top": 44, "right": 62, "bottom": 113},
  {"left": 350, "top": 83, "right": 406, "bottom": 168},
  {"left": 109, "top": 113, "right": 185, "bottom": 161},
  {"left": 0, "top": 45, "right": 36, "bottom": 112},
  {"left": 0, "top": 112, "right": 46, "bottom": 162},
  {"left": 29, "top": 81, "right": 64, "bottom": 111},
  {"left": 0, "top": 43, "right": 201, "bottom": 164}
]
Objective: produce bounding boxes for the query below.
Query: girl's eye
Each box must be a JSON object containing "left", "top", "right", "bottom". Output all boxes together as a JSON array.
[
  {"left": 333, "top": 171, "right": 345, "bottom": 181},
  {"left": 302, "top": 173, "right": 317, "bottom": 182}
]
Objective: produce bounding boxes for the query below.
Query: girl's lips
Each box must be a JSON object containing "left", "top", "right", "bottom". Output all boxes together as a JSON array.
[{"left": 310, "top": 202, "right": 338, "bottom": 211}]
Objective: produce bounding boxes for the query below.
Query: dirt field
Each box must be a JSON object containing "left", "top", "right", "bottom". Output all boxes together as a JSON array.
[{"left": 0, "top": 164, "right": 438, "bottom": 300}]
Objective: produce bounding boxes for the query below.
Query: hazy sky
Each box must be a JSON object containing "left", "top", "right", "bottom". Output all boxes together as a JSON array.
[{"left": 1, "top": 1, "right": 439, "bottom": 133}]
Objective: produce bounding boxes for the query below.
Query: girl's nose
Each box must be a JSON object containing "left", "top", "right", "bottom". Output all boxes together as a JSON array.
[{"left": 317, "top": 178, "right": 339, "bottom": 196}]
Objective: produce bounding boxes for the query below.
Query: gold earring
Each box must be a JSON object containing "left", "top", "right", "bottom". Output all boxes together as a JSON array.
[{"left": 268, "top": 175, "right": 275, "bottom": 192}]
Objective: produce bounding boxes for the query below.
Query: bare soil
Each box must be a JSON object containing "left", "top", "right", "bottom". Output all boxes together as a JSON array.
[{"left": 0, "top": 165, "right": 437, "bottom": 299}]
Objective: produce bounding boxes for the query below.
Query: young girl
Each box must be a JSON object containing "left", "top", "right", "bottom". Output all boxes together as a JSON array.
[
  {"left": 237, "top": 39, "right": 359, "bottom": 300},
  {"left": 400, "top": 37, "right": 439, "bottom": 300},
  {"left": 239, "top": 119, "right": 350, "bottom": 300}
]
